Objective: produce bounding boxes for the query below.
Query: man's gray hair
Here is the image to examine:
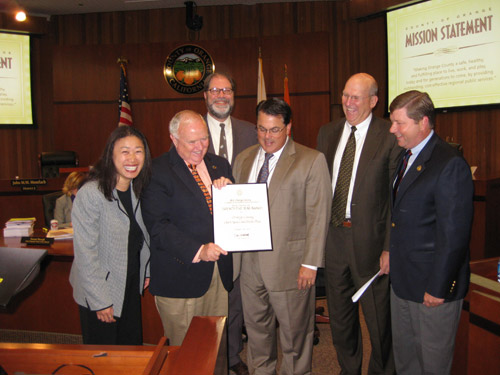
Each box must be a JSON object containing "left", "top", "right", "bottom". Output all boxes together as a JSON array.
[{"left": 169, "top": 110, "right": 206, "bottom": 138}]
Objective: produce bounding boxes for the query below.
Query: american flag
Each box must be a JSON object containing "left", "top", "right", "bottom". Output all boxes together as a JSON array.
[{"left": 118, "top": 63, "right": 132, "bottom": 126}]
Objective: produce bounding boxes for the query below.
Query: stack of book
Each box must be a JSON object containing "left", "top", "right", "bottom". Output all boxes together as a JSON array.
[{"left": 3, "top": 217, "right": 36, "bottom": 237}]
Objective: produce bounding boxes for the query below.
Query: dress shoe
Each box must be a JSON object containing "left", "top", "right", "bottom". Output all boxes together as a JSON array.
[{"left": 229, "top": 360, "right": 249, "bottom": 375}]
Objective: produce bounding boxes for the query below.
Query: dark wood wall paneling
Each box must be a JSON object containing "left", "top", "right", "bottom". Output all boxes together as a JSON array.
[
  {"left": 1, "top": 0, "right": 499, "bottom": 179},
  {"left": 51, "top": 32, "right": 330, "bottom": 165}
]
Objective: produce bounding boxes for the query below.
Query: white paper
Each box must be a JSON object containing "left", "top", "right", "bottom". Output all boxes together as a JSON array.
[
  {"left": 351, "top": 270, "right": 380, "bottom": 303},
  {"left": 212, "top": 183, "right": 272, "bottom": 252}
]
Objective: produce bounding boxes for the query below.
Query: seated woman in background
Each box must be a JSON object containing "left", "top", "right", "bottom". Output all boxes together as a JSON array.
[
  {"left": 69, "top": 126, "right": 152, "bottom": 345},
  {"left": 54, "top": 171, "right": 86, "bottom": 228}
]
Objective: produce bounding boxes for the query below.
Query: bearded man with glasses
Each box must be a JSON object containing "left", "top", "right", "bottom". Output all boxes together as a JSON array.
[{"left": 203, "top": 72, "right": 257, "bottom": 375}]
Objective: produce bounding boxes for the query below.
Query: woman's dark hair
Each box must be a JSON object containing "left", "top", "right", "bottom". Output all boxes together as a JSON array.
[{"left": 87, "top": 126, "right": 152, "bottom": 201}]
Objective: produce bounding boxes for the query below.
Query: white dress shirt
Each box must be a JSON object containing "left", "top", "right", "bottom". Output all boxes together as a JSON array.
[
  {"left": 207, "top": 113, "right": 233, "bottom": 162},
  {"left": 331, "top": 114, "right": 371, "bottom": 219}
]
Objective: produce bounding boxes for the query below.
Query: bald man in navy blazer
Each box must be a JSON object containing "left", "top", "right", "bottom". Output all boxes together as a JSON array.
[{"left": 389, "top": 90, "right": 473, "bottom": 375}]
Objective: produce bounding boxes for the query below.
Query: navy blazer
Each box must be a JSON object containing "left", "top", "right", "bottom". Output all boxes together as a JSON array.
[
  {"left": 141, "top": 147, "right": 234, "bottom": 298},
  {"left": 390, "top": 134, "right": 473, "bottom": 303}
]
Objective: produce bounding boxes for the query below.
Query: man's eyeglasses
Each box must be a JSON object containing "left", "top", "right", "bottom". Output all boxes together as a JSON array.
[
  {"left": 257, "top": 126, "right": 287, "bottom": 134},
  {"left": 207, "top": 88, "right": 233, "bottom": 96}
]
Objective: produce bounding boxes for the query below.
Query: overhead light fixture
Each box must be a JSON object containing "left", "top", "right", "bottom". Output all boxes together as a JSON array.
[{"left": 15, "top": 10, "right": 27, "bottom": 22}]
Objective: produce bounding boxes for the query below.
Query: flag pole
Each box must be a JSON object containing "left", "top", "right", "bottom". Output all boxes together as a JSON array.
[{"left": 257, "top": 48, "right": 267, "bottom": 104}]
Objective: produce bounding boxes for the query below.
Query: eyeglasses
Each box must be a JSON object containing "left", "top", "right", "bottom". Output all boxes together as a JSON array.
[
  {"left": 207, "top": 87, "right": 233, "bottom": 96},
  {"left": 257, "top": 126, "right": 287, "bottom": 134},
  {"left": 341, "top": 93, "right": 372, "bottom": 102}
]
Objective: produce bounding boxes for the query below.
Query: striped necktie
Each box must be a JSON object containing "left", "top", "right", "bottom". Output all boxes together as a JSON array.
[
  {"left": 331, "top": 126, "right": 357, "bottom": 226},
  {"left": 188, "top": 164, "right": 212, "bottom": 214}
]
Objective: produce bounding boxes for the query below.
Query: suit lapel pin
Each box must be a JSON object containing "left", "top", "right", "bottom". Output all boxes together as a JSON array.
[
  {"left": 212, "top": 165, "right": 217, "bottom": 169},
  {"left": 417, "top": 165, "right": 422, "bottom": 171}
]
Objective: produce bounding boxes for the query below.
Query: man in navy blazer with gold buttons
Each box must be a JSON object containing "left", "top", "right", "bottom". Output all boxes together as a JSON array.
[
  {"left": 141, "top": 110, "right": 233, "bottom": 347},
  {"left": 389, "top": 90, "right": 473, "bottom": 375}
]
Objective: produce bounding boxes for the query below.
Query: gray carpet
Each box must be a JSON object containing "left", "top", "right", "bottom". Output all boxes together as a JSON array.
[{"left": 237, "top": 298, "right": 371, "bottom": 375}]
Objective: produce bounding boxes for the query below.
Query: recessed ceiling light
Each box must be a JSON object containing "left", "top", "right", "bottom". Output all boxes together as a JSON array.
[{"left": 15, "top": 11, "right": 27, "bottom": 22}]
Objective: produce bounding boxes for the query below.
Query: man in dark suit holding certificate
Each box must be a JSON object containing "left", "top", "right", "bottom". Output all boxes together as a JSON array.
[
  {"left": 389, "top": 90, "right": 473, "bottom": 374},
  {"left": 141, "top": 110, "right": 233, "bottom": 347}
]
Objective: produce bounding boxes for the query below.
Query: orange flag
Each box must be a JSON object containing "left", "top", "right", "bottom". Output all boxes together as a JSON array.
[{"left": 284, "top": 64, "right": 290, "bottom": 106}]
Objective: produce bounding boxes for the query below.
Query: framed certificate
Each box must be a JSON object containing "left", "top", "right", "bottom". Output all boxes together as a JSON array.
[{"left": 212, "top": 183, "right": 272, "bottom": 252}]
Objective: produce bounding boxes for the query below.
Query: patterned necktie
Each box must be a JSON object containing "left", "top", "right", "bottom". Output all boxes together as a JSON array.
[
  {"left": 188, "top": 164, "right": 213, "bottom": 214},
  {"left": 331, "top": 126, "right": 357, "bottom": 226},
  {"left": 257, "top": 153, "right": 274, "bottom": 183},
  {"left": 393, "top": 150, "right": 412, "bottom": 200},
  {"left": 218, "top": 123, "right": 228, "bottom": 160}
]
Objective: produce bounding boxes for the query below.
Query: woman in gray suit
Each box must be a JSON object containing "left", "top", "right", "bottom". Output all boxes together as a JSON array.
[{"left": 69, "top": 126, "right": 152, "bottom": 345}]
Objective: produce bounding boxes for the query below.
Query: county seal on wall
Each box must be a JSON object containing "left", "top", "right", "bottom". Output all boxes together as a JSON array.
[{"left": 164, "top": 45, "right": 215, "bottom": 94}]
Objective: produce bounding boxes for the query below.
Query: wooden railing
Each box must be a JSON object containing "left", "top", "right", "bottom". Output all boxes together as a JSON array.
[{"left": 0, "top": 316, "right": 227, "bottom": 375}]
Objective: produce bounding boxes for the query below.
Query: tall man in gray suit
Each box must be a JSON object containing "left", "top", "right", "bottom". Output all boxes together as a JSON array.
[
  {"left": 203, "top": 72, "right": 257, "bottom": 375},
  {"left": 389, "top": 91, "right": 473, "bottom": 374},
  {"left": 232, "top": 98, "right": 332, "bottom": 374},
  {"left": 317, "top": 73, "right": 402, "bottom": 374}
]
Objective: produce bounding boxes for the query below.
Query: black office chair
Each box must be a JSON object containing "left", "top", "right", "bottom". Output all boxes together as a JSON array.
[
  {"left": 42, "top": 191, "right": 64, "bottom": 228},
  {"left": 38, "top": 151, "right": 79, "bottom": 178}
]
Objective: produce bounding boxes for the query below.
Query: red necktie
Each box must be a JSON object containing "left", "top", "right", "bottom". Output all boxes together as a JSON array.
[{"left": 189, "top": 164, "right": 212, "bottom": 214}]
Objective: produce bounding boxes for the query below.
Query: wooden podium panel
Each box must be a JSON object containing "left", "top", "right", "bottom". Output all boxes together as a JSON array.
[
  {"left": 452, "top": 258, "right": 500, "bottom": 375},
  {"left": 0, "top": 316, "right": 227, "bottom": 375},
  {"left": 467, "top": 291, "right": 500, "bottom": 374}
]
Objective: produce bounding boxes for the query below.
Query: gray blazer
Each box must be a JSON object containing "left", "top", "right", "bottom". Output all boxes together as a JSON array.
[
  {"left": 69, "top": 180, "right": 150, "bottom": 317},
  {"left": 54, "top": 194, "right": 73, "bottom": 228}
]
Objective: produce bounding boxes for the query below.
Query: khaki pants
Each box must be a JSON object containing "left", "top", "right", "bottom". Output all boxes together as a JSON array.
[{"left": 155, "top": 263, "right": 228, "bottom": 346}]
